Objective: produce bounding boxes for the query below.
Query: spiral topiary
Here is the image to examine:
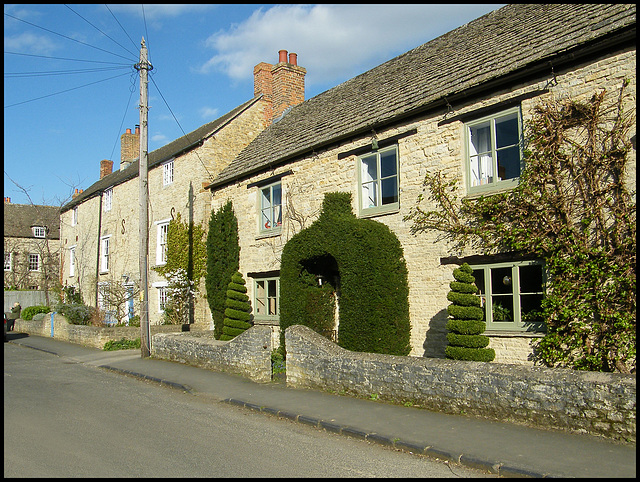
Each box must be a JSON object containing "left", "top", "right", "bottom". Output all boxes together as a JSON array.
[
  {"left": 220, "top": 271, "right": 252, "bottom": 341},
  {"left": 445, "top": 263, "right": 495, "bottom": 362}
]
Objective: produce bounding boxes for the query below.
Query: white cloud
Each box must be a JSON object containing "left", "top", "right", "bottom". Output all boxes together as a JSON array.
[
  {"left": 3, "top": 31, "right": 58, "bottom": 55},
  {"left": 199, "top": 107, "right": 220, "bottom": 120},
  {"left": 198, "top": 4, "right": 503, "bottom": 90},
  {"left": 106, "top": 4, "right": 216, "bottom": 20}
]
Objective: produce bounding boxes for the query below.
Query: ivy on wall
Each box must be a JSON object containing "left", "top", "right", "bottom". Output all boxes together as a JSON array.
[{"left": 405, "top": 82, "right": 636, "bottom": 373}]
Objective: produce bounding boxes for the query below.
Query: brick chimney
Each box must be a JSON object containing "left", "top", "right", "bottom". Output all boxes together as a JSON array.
[
  {"left": 120, "top": 126, "right": 140, "bottom": 169},
  {"left": 100, "top": 159, "right": 113, "bottom": 179},
  {"left": 254, "top": 50, "right": 306, "bottom": 125}
]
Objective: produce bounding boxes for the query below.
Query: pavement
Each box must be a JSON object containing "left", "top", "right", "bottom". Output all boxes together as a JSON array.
[{"left": 5, "top": 332, "right": 636, "bottom": 478}]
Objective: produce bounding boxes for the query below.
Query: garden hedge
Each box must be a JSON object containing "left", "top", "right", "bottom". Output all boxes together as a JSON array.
[{"left": 280, "top": 192, "right": 411, "bottom": 355}]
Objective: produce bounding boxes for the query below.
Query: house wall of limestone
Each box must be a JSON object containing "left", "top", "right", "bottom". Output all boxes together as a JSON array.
[
  {"left": 211, "top": 47, "right": 636, "bottom": 363},
  {"left": 60, "top": 99, "right": 268, "bottom": 327}
]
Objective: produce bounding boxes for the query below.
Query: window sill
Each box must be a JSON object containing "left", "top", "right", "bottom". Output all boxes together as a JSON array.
[
  {"left": 485, "top": 330, "right": 545, "bottom": 338},
  {"left": 253, "top": 318, "right": 280, "bottom": 326},
  {"left": 359, "top": 204, "right": 399, "bottom": 219},
  {"left": 256, "top": 227, "right": 282, "bottom": 240},
  {"left": 465, "top": 179, "right": 519, "bottom": 200}
]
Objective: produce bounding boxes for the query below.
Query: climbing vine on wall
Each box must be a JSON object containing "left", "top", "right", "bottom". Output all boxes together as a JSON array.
[{"left": 405, "top": 82, "right": 636, "bottom": 373}]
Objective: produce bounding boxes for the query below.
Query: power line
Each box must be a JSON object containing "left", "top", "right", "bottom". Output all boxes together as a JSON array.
[
  {"left": 4, "top": 12, "right": 137, "bottom": 63},
  {"left": 149, "top": 74, "right": 216, "bottom": 182},
  {"left": 109, "top": 70, "right": 139, "bottom": 162},
  {"left": 5, "top": 66, "right": 131, "bottom": 78},
  {"left": 104, "top": 4, "right": 139, "bottom": 51},
  {"left": 4, "top": 72, "right": 131, "bottom": 108},
  {"left": 64, "top": 4, "right": 138, "bottom": 59},
  {"left": 4, "top": 51, "right": 130, "bottom": 66}
]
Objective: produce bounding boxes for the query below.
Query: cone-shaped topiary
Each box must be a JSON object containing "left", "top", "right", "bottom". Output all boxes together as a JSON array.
[
  {"left": 220, "top": 271, "right": 252, "bottom": 341},
  {"left": 445, "top": 263, "right": 495, "bottom": 362}
]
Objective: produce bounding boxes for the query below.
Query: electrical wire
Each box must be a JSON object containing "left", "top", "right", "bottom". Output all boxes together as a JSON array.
[
  {"left": 4, "top": 72, "right": 132, "bottom": 108},
  {"left": 4, "top": 12, "right": 137, "bottom": 63},
  {"left": 149, "top": 74, "right": 216, "bottom": 182},
  {"left": 4, "top": 51, "right": 130, "bottom": 66},
  {"left": 64, "top": 4, "right": 137, "bottom": 59},
  {"left": 5, "top": 66, "right": 131, "bottom": 78},
  {"left": 109, "top": 70, "right": 139, "bottom": 162},
  {"left": 104, "top": 4, "right": 139, "bottom": 51}
]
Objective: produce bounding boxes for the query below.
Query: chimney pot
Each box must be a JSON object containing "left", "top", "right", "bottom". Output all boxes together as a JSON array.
[
  {"left": 288, "top": 52, "right": 297, "bottom": 66},
  {"left": 279, "top": 49, "right": 288, "bottom": 63},
  {"left": 126, "top": 128, "right": 131, "bottom": 134},
  {"left": 135, "top": 125, "right": 140, "bottom": 135}
]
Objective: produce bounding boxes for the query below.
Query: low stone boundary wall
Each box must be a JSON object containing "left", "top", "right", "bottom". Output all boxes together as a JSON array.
[
  {"left": 13, "top": 314, "right": 184, "bottom": 349},
  {"left": 151, "top": 326, "right": 273, "bottom": 383},
  {"left": 285, "top": 325, "right": 636, "bottom": 443}
]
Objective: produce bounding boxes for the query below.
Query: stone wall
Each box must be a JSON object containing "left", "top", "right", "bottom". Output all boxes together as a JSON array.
[
  {"left": 285, "top": 325, "right": 636, "bottom": 443},
  {"left": 13, "top": 314, "right": 184, "bottom": 350},
  {"left": 151, "top": 325, "right": 273, "bottom": 383}
]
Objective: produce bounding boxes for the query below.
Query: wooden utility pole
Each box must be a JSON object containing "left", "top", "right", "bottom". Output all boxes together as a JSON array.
[{"left": 136, "top": 38, "right": 152, "bottom": 357}]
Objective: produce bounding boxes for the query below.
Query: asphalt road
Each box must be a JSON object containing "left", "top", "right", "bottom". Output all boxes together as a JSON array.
[{"left": 4, "top": 342, "right": 493, "bottom": 477}]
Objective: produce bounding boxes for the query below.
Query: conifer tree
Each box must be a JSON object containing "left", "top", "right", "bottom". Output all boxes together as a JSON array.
[
  {"left": 220, "top": 271, "right": 252, "bottom": 341},
  {"left": 206, "top": 201, "right": 239, "bottom": 339},
  {"left": 445, "top": 263, "right": 495, "bottom": 362}
]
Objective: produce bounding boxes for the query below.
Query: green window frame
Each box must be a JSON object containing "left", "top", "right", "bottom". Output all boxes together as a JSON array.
[
  {"left": 253, "top": 277, "right": 279, "bottom": 323},
  {"left": 259, "top": 182, "right": 282, "bottom": 234},
  {"left": 357, "top": 144, "right": 399, "bottom": 216},
  {"left": 470, "top": 260, "right": 546, "bottom": 332},
  {"left": 465, "top": 106, "right": 523, "bottom": 194}
]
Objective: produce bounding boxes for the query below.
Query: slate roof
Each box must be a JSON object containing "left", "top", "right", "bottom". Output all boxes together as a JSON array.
[
  {"left": 4, "top": 203, "right": 61, "bottom": 239},
  {"left": 60, "top": 96, "right": 261, "bottom": 213},
  {"left": 209, "top": 3, "right": 636, "bottom": 189}
]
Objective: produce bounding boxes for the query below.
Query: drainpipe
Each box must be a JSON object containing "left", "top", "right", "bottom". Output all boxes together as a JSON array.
[{"left": 95, "top": 191, "right": 104, "bottom": 307}]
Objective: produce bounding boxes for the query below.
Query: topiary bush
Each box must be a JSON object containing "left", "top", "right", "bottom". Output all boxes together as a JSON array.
[
  {"left": 220, "top": 271, "right": 252, "bottom": 341},
  {"left": 445, "top": 263, "right": 495, "bottom": 362},
  {"left": 280, "top": 192, "right": 411, "bottom": 355},
  {"left": 206, "top": 200, "right": 240, "bottom": 339},
  {"left": 21, "top": 305, "right": 50, "bottom": 321}
]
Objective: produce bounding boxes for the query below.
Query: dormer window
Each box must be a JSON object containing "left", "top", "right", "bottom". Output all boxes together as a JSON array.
[{"left": 32, "top": 226, "right": 46, "bottom": 238}]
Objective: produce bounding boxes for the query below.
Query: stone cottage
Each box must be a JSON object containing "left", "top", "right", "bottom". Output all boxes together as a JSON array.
[
  {"left": 205, "top": 4, "right": 636, "bottom": 363},
  {"left": 4, "top": 198, "right": 60, "bottom": 298},
  {"left": 58, "top": 51, "right": 307, "bottom": 326}
]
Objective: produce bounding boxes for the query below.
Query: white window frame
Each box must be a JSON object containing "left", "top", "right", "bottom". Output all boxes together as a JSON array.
[
  {"left": 465, "top": 106, "right": 523, "bottom": 194},
  {"left": 4, "top": 252, "right": 12, "bottom": 271},
  {"left": 32, "top": 226, "right": 46, "bottom": 238},
  {"left": 103, "top": 187, "right": 113, "bottom": 212},
  {"left": 163, "top": 159, "right": 174, "bottom": 186},
  {"left": 155, "top": 219, "right": 171, "bottom": 265},
  {"left": 253, "top": 276, "right": 280, "bottom": 323},
  {"left": 357, "top": 144, "right": 400, "bottom": 216},
  {"left": 259, "top": 182, "right": 282, "bottom": 234},
  {"left": 69, "top": 245, "right": 76, "bottom": 277},
  {"left": 28, "top": 253, "right": 40, "bottom": 271},
  {"left": 470, "top": 260, "right": 546, "bottom": 332},
  {"left": 72, "top": 206, "right": 78, "bottom": 226},
  {"left": 100, "top": 235, "right": 111, "bottom": 273},
  {"left": 152, "top": 281, "right": 169, "bottom": 313}
]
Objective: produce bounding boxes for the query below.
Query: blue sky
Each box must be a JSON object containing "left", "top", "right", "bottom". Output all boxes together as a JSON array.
[{"left": 4, "top": 4, "right": 503, "bottom": 207}]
